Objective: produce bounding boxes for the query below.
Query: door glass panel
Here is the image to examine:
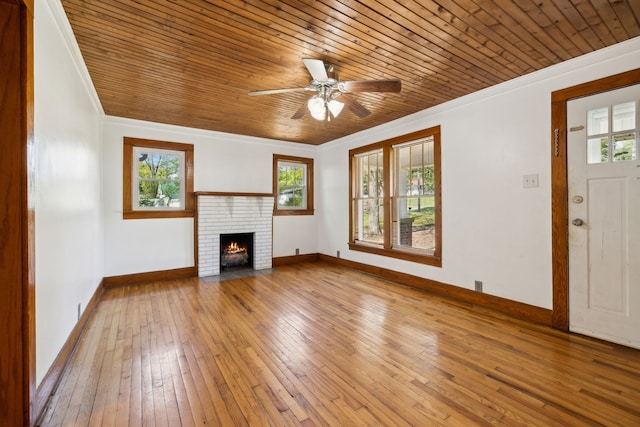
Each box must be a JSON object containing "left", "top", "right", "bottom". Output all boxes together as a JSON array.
[
  {"left": 613, "top": 132, "right": 636, "bottom": 162},
  {"left": 587, "top": 107, "right": 608, "bottom": 136},
  {"left": 613, "top": 102, "right": 635, "bottom": 132},
  {"left": 587, "top": 137, "right": 608, "bottom": 164}
]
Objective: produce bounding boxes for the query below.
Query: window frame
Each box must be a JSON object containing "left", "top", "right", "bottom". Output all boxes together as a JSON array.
[
  {"left": 348, "top": 126, "right": 442, "bottom": 266},
  {"left": 123, "top": 137, "right": 195, "bottom": 219},
  {"left": 272, "top": 154, "right": 314, "bottom": 216}
]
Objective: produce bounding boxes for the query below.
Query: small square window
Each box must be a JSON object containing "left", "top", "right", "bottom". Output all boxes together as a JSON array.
[
  {"left": 133, "top": 147, "right": 185, "bottom": 209},
  {"left": 123, "top": 138, "right": 194, "bottom": 219}
]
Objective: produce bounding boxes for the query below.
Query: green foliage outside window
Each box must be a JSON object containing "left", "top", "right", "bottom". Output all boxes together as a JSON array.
[
  {"left": 613, "top": 133, "right": 636, "bottom": 161},
  {"left": 278, "top": 165, "right": 305, "bottom": 208},
  {"left": 138, "top": 152, "right": 181, "bottom": 207}
]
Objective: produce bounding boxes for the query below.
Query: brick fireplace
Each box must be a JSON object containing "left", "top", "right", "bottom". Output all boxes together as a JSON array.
[{"left": 196, "top": 193, "right": 274, "bottom": 277}]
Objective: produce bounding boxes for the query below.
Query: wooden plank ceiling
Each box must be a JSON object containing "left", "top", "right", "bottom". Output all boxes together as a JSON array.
[{"left": 61, "top": 0, "right": 640, "bottom": 145}]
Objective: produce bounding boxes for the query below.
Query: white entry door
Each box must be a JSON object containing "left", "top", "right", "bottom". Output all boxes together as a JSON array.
[{"left": 567, "top": 84, "right": 640, "bottom": 349}]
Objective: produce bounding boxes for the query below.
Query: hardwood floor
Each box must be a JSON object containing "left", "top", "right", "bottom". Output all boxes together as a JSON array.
[{"left": 40, "top": 262, "right": 640, "bottom": 426}]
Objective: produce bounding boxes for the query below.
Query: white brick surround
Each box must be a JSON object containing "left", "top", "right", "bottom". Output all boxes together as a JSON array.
[{"left": 197, "top": 194, "right": 274, "bottom": 277}]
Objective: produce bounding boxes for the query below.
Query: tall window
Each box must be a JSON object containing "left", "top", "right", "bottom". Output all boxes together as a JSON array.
[
  {"left": 353, "top": 149, "right": 385, "bottom": 245},
  {"left": 273, "top": 154, "right": 314, "bottom": 215},
  {"left": 349, "top": 126, "right": 441, "bottom": 266},
  {"left": 123, "top": 137, "right": 194, "bottom": 219}
]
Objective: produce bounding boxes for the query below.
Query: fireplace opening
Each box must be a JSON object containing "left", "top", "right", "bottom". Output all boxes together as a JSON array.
[{"left": 220, "top": 232, "right": 254, "bottom": 272}]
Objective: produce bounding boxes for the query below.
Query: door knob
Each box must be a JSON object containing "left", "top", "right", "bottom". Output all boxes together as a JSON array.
[{"left": 572, "top": 218, "right": 584, "bottom": 226}]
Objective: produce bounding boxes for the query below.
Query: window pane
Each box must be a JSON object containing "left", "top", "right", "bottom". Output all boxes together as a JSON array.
[
  {"left": 278, "top": 186, "right": 305, "bottom": 208},
  {"left": 613, "top": 102, "right": 635, "bottom": 132},
  {"left": 393, "top": 196, "right": 435, "bottom": 254},
  {"left": 357, "top": 150, "right": 383, "bottom": 198},
  {"left": 587, "top": 107, "right": 608, "bottom": 136},
  {"left": 139, "top": 181, "right": 181, "bottom": 207},
  {"left": 396, "top": 145, "right": 411, "bottom": 195},
  {"left": 423, "top": 141, "right": 435, "bottom": 194},
  {"left": 360, "top": 155, "right": 369, "bottom": 197},
  {"left": 587, "top": 137, "right": 608, "bottom": 164},
  {"left": 366, "top": 152, "right": 383, "bottom": 197},
  {"left": 395, "top": 140, "right": 433, "bottom": 197},
  {"left": 410, "top": 144, "right": 422, "bottom": 195},
  {"left": 354, "top": 198, "right": 384, "bottom": 244},
  {"left": 613, "top": 132, "right": 636, "bottom": 162},
  {"left": 136, "top": 151, "right": 182, "bottom": 208},
  {"left": 279, "top": 165, "right": 304, "bottom": 186},
  {"left": 138, "top": 152, "right": 180, "bottom": 179}
]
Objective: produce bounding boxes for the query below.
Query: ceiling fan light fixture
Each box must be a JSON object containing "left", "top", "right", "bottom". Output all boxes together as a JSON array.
[
  {"left": 308, "top": 95, "right": 327, "bottom": 120},
  {"left": 328, "top": 99, "right": 344, "bottom": 118},
  {"left": 249, "top": 59, "right": 400, "bottom": 121}
]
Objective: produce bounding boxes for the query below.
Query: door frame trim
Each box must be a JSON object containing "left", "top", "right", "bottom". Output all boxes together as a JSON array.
[
  {"left": 551, "top": 68, "right": 640, "bottom": 330},
  {"left": 0, "top": 0, "right": 35, "bottom": 425}
]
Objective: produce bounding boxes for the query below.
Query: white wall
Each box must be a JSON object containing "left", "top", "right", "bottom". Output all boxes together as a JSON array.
[
  {"left": 34, "top": 0, "right": 104, "bottom": 385},
  {"left": 102, "top": 117, "right": 318, "bottom": 276},
  {"left": 318, "top": 37, "right": 640, "bottom": 310}
]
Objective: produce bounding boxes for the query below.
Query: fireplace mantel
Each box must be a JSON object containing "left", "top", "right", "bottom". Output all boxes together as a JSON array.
[{"left": 195, "top": 193, "right": 274, "bottom": 277}]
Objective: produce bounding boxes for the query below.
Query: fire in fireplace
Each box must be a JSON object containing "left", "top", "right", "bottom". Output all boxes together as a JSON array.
[{"left": 220, "top": 232, "right": 254, "bottom": 271}]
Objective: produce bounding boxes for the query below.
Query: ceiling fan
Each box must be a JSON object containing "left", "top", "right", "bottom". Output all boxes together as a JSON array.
[{"left": 248, "top": 59, "right": 401, "bottom": 121}]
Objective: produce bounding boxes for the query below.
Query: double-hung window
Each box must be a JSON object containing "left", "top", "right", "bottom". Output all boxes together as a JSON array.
[
  {"left": 349, "top": 126, "right": 441, "bottom": 266},
  {"left": 123, "top": 137, "right": 194, "bottom": 219},
  {"left": 273, "top": 154, "right": 314, "bottom": 215}
]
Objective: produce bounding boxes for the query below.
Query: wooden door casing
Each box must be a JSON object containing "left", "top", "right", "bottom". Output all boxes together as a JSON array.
[
  {"left": 551, "top": 68, "right": 640, "bottom": 331},
  {"left": 0, "top": 0, "right": 35, "bottom": 425}
]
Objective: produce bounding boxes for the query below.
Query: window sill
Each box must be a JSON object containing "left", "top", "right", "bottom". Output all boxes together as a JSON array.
[
  {"left": 348, "top": 242, "right": 442, "bottom": 267},
  {"left": 123, "top": 209, "right": 195, "bottom": 220},
  {"left": 273, "top": 209, "right": 315, "bottom": 216}
]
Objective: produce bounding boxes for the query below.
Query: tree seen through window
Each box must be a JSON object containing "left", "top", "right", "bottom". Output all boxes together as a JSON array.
[
  {"left": 278, "top": 164, "right": 305, "bottom": 208},
  {"left": 137, "top": 152, "right": 182, "bottom": 207}
]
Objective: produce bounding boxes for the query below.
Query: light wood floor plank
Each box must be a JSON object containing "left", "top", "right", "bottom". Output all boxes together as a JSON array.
[{"left": 42, "top": 262, "right": 640, "bottom": 426}]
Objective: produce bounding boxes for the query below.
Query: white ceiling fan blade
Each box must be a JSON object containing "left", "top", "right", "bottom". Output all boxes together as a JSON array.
[
  {"left": 303, "top": 58, "right": 329, "bottom": 82},
  {"left": 248, "top": 87, "right": 306, "bottom": 96}
]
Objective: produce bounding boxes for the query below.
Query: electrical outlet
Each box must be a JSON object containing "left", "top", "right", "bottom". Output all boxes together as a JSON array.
[
  {"left": 474, "top": 280, "right": 483, "bottom": 292},
  {"left": 295, "top": 248, "right": 300, "bottom": 255},
  {"left": 337, "top": 250, "right": 340, "bottom": 258},
  {"left": 523, "top": 173, "right": 539, "bottom": 188},
  {"left": 77, "top": 303, "right": 81, "bottom": 321}
]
